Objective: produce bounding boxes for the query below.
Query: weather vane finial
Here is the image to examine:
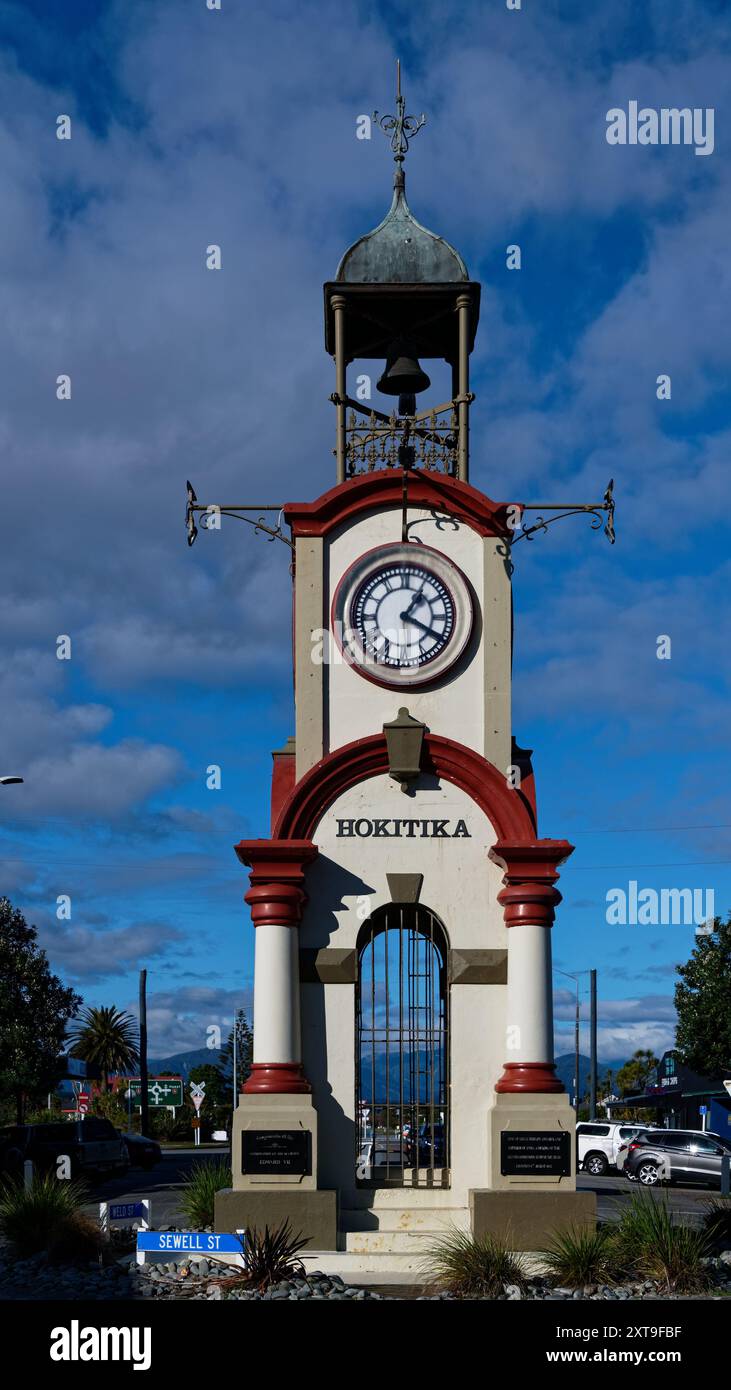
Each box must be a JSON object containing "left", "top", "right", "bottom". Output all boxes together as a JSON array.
[{"left": 373, "top": 59, "right": 426, "bottom": 176}]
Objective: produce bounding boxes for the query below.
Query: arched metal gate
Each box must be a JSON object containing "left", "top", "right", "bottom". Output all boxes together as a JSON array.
[{"left": 356, "top": 904, "right": 449, "bottom": 1187}]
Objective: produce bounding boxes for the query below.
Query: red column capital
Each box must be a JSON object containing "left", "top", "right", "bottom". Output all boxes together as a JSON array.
[
  {"left": 235, "top": 839, "right": 318, "bottom": 926},
  {"left": 491, "top": 839, "right": 574, "bottom": 926}
]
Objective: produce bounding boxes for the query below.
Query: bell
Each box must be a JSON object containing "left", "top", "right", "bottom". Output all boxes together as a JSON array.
[{"left": 376, "top": 339, "right": 431, "bottom": 398}]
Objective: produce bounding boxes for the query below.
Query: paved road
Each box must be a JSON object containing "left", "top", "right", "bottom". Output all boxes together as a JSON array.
[
  {"left": 84, "top": 1148, "right": 231, "bottom": 1227},
  {"left": 86, "top": 1157, "right": 717, "bottom": 1229},
  {"left": 577, "top": 1171, "right": 716, "bottom": 1225}
]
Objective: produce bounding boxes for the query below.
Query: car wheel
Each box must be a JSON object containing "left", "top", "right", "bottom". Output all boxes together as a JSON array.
[
  {"left": 584, "top": 1152, "right": 609, "bottom": 1176},
  {"left": 638, "top": 1161, "right": 660, "bottom": 1186}
]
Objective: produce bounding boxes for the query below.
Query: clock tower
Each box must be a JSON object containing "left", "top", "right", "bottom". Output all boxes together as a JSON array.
[{"left": 216, "top": 71, "right": 596, "bottom": 1272}]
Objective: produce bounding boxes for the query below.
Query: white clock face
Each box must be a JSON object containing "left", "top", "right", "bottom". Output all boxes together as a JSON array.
[{"left": 333, "top": 543, "right": 474, "bottom": 687}]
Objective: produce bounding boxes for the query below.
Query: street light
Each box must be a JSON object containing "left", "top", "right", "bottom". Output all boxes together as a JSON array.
[{"left": 554, "top": 968, "right": 596, "bottom": 1113}]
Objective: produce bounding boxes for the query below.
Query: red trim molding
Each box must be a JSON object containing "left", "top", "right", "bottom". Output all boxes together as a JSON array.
[
  {"left": 234, "top": 839, "right": 318, "bottom": 908},
  {"left": 495, "top": 1063, "right": 564, "bottom": 1095},
  {"left": 284, "top": 470, "right": 520, "bottom": 541},
  {"left": 243, "top": 1063, "right": 310, "bottom": 1095},
  {"left": 273, "top": 733, "right": 537, "bottom": 842},
  {"left": 492, "top": 840, "right": 574, "bottom": 927}
]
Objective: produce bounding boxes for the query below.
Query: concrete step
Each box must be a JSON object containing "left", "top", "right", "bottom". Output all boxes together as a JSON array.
[
  {"left": 344, "top": 1229, "right": 444, "bottom": 1254},
  {"left": 301, "top": 1249, "right": 436, "bottom": 1278},
  {"left": 340, "top": 1206, "right": 470, "bottom": 1234}
]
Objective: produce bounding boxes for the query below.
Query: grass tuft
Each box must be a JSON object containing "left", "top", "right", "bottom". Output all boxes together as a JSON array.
[
  {"left": 422, "top": 1226, "right": 528, "bottom": 1299},
  {"left": 178, "top": 1159, "right": 232, "bottom": 1229},
  {"left": 0, "top": 1173, "right": 100, "bottom": 1263},
  {"left": 540, "top": 1223, "right": 614, "bottom": 1287},
  {"left": 609, "top": 1193, "right": 714, "bottom": 1293}
]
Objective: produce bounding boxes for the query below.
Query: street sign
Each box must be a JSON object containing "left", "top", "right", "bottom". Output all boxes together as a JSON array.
[
  {"left": 700, "top": 1105, "right": 708, "bottom": 1115},
  {"left": 100, "top": 1199, "right": 150, "bottom": 1233},
  {"left": 125, "top": 1078, "right": 184, "bottom": 1108},
  {"left": 136, "top": 1230, "right": 244, "bottom": 1265}
]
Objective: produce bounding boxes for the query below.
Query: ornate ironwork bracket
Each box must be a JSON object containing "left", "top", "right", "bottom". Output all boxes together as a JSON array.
[
  {"left": 185, "top": 481, "right": 292, "bottom": 549},
  {"left": 511, "top": 479, "right": 616, "bottom": 546}
]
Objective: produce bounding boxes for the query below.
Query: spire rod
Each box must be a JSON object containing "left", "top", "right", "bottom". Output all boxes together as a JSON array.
[{"left": 373, "top": 59, "right": 426, "bottom": 180}]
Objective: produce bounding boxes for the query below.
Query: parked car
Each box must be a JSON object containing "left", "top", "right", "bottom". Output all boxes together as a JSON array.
[
  {"left": 622, "top": 1129, "right": 731, "bottom": 1188},
  {"left": 576, "top": 1121, "right": 645, "bottom": 1175},
  {"left": 118, "top": 1130, "right": 161, "bottom": 1171},
  {"left": 416, "top": 1122, "right": 447, "bottom": 1167},
  {"left": 616, "top": 1127, "right": 666, "bottom": 1178},
  {"left": 0, "top": 1118, "right": 129, "bottom": 1181}
]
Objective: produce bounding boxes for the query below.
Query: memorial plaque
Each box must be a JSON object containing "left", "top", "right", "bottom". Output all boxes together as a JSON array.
[
  {"left": 500, "top": 1129, "right": 571, "bottom": 1177},
  {"left": 242, "top": 1129, "right": 311, "bottom": 1176}
]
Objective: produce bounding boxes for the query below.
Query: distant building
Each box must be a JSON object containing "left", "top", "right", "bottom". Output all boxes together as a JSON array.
[{"left": 609, "top": 1050, "right": 731, "bottom": 1136}]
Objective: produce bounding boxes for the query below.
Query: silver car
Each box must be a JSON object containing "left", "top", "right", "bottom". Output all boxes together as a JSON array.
[{"left": 623, "top": 1129, "right": 731, "bottom": 1188}]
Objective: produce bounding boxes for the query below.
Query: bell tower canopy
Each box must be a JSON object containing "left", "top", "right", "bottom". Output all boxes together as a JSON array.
[
  {"left": 325, "top": 63, "right": 480, "bottom": 485},
  {"left": 334, "top": 174, "right": 470, "bottom": 286}
]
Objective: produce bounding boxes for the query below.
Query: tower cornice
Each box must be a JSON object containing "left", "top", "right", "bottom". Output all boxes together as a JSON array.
[{"left": 284, "top": 469, "right": 519, "bottom": 540}]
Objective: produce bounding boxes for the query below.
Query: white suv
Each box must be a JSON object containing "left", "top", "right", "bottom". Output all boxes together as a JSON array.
[{"left": 576, "top": 1121, "right": 645, "bottom": 1175}]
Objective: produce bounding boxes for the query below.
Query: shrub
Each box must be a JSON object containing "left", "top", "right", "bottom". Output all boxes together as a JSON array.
[
  {"left": 241, "top": 1221, "right": 310, "bottom": 1290},
  {"left": 540, "top": 1224, "right": 614, "bottom": 1287},
  {"left": 0, "top": 1173, "right": 100, "bottom": 1263},
  {"left": 610, "top": 1193, "right": 714, "bottom": 1293},
  {"left": 24, "top": 1106, "right": 63, "bottom": 1125},
  {"left": 702, "top": 1197, "right": 731, "bottom": 1247},
  {"left": 147, "top": 1108, "right": 180, "bottom": 1141},
  {"left": 422, "top": 1226, "right": 528, "bottom": 1299},
  {"left": 91, "top": 1092, "right": 128, "bottom": 1128},
  {"left": 178, "top": 1159, "right": 232, "bottom": 1228}
]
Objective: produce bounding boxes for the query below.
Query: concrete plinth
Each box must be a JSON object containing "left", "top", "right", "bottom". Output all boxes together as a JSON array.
[
  {"left": 231, "top": 1092, "right": 318, "bottom": 1191},
  {"left": 215, "top": 1187, "right": 338, "bottom": 1250},
  {"left": 470, "top": 1189, "right": 597, "bottom": 1251},
  {"left": 487, "top": 1090, "right": 577, "bottom": 1189}
]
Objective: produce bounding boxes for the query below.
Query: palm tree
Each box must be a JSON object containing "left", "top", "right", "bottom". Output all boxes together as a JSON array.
[{"left": 67, "top": 1005, "right": 139, "bottom": 1091}]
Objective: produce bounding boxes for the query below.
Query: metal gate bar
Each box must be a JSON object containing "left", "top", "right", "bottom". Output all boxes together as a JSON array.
[{"left": 356, "top": 904, "right": 449, "bottom": 1188}]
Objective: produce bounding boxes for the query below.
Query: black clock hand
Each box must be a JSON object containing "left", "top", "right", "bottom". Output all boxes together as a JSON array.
[
  {"left": 399, "top": 612, "right": 443, "bottom": 642},
  {"left": 401, "top": 585, "right": 426, "bottom": 620}
]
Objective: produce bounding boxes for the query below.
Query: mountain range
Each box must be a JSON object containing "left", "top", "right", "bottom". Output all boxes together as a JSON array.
[{"left": 145, "top": 1047, "right": 629, "bottom": 1099}]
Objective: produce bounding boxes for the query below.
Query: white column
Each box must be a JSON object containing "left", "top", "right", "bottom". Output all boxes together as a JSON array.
[
  {"left": 252, "top": 923, "right": 300, "bottom": 1065},
  {"left": 504, "top": 922, "right": 553, "bottom": 1065}
]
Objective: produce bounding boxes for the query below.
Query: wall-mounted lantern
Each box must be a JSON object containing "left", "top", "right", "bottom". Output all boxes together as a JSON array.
[{"left": 383, "top": 707, "right": 426, "bottom": 790}]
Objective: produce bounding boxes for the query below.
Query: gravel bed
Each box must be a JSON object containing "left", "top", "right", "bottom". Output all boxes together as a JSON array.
[{"left": 1, "top": 1231, "right": 729, "bottom": 1302}]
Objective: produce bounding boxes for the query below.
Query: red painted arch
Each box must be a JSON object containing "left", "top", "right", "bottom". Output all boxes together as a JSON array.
[
  {"left": 273, "top": 732, "right": 537, "bottom": 843},
  {"left": 283, "top": 469, "right": 519, "bottom": 540}
]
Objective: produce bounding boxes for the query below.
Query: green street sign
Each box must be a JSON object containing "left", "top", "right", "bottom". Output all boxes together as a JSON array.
[{"left": 126, "top": 1078, "right": 184, "bottom": 1108}]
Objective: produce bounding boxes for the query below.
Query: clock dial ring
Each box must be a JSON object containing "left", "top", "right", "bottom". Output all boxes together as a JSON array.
[{"left": 332, "top": 542, "right": 474, "bottom": 688}]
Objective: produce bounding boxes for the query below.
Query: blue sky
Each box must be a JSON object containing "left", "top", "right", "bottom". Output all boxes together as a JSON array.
[{"left": 0, "top": 0, "right": 729, "bottom": 1065}]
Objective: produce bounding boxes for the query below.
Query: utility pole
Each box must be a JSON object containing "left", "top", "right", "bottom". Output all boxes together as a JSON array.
[
  {"left": 233, "top": 1013, "right": 237, "bottom": 1110},
  {"left": 139, "top": 969, "right": 149, "bottom": 1138},
  {"left": 589, "top": 968, "right": 598, "bottom": 1119},
  {"left": 574, "top": 986, "right": 580, "bottom": 1112}
]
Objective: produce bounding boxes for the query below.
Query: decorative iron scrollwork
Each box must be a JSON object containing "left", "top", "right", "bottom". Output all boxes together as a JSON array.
[
  {"left": 338, "top": 398, "right": 459, "bottom": 477},
  {"left": 511, "top": 479, "right": 616, "bottom": 546},
  {"left": 185, "top": 481, "right": 292, "bottom": 549}
]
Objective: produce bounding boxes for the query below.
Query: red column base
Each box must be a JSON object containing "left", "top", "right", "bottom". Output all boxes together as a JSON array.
[
  {"left": 495, "top": 1062, "right": 564, "bottom": 1094},
  {"left": 242, "top": 1063, "right": 311, "bottom": 1095}
]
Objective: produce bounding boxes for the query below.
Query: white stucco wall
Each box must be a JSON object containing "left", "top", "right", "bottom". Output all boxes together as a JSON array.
[{"left": 300, "top": 771, "right": 507, "bottom": 1207}]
